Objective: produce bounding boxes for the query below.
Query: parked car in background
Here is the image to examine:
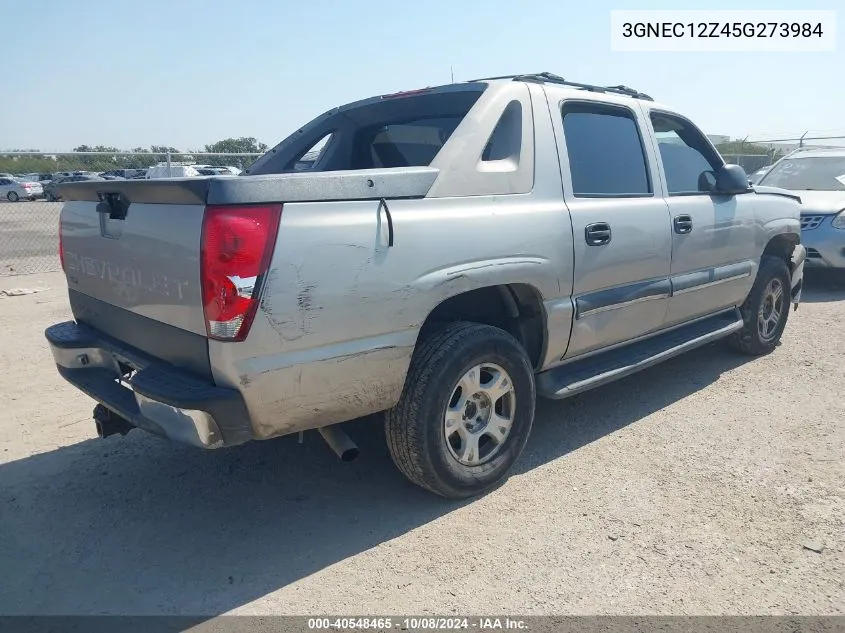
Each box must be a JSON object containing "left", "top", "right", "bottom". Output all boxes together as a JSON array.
[
  {"left": 51, "top": 171, "right": 86, "bottom": 181},
  {"left": 21, "top": 173, "right": 54, "bottom": 184},
  {"left": 145, "top": 163, "right": 200, "bottom": 179},
  {"left": 0, "top": 177, "right": 44, "bottom": 201},
  {"left": 757, "top": 147, "right": 845, "bottom": 269},
  {"left": 194, "top": 166, "right": 235, "bottom": 176},
  {"left": 44, "top": 174, "right": 102, "bottom": 202},
  {"left": 100, "top": 168, "right": 147, "bottom": 180},
  {"left": 48, "top": 73, "right": 805, "bottom": 498}
]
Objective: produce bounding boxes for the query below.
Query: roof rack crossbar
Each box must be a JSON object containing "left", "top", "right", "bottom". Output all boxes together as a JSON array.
[{"left": 468, "top": 72, "right": 654, "bottom": 101}]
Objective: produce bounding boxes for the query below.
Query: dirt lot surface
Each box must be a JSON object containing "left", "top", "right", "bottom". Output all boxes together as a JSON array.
[
  {"left": 0, "top": 270, "right": 843, "bottom": 617},
  {"left": 0, "top": 200, "right": 60, "bottom": 276}
]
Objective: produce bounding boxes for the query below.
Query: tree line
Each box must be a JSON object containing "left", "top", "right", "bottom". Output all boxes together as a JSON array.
[{"left": 0, "top": 137, "right": 269, "bottom": 174}]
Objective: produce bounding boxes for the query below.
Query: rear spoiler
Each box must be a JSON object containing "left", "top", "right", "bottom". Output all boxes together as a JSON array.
[{"left": 57, "top": 167, "right": 440, "bottom": 206}]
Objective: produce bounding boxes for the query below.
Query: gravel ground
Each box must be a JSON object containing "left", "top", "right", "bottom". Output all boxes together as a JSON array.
[{"left": 0, "top": 270, "right": 842, "bottom": 617}]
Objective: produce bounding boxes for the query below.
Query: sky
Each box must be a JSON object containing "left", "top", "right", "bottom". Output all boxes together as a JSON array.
[{"left": 0, "top": 0, "right": 842, "bottom": 151}]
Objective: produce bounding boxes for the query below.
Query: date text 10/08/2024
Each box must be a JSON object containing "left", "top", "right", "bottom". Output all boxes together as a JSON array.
[{"left": 307, "top": 617, "right": 528, "bottom": 630}]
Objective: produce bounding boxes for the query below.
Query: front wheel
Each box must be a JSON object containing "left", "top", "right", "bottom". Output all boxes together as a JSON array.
[
  {"left": 7, "top": 191, "right": 19, "bottom": 202},
  {"left": 385, "top": 321, "right": 536, "bottom": 499},
  {"left": 728, "top": 255, "right": 792, "bottom": 355}
]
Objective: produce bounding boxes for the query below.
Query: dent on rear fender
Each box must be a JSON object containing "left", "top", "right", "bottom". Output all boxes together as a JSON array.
[
  {"left": 258, "top": 266, "right": 318, "bottom": 342},
  {"left": 235, "top": 262, "right": 552, "bottom": 437},
  {"left": 256, "top": 256, "right": 519, "bottom": 345}
]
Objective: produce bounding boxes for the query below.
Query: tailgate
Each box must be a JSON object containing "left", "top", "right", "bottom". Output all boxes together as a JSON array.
[
  {"left": 59, "top": 179, "right": 211, "bottom": 374},
  {"left": 56, "top": 169, "right": 438, "bottom": 375}
]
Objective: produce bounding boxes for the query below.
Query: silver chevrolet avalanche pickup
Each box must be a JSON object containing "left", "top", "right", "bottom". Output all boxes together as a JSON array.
[{"left": 47, "top": 72, "right": 806, "bottom": 498}]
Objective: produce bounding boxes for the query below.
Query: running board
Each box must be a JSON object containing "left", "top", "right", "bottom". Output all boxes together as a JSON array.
[{"left": 537, "top": 309, "right": 743, "bottom": 399}]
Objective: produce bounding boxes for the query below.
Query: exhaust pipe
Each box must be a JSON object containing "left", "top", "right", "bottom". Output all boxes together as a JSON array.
[
  {"left": 92, "top": 404, "right": 134, "bottom": 438},
  {"left": 318, "top": 425, "right": 360, "bottom": 462}
]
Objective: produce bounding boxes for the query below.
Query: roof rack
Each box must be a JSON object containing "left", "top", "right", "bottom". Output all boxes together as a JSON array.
[{"left": 469, "top": 72, "right": 654, "bottom": 101}]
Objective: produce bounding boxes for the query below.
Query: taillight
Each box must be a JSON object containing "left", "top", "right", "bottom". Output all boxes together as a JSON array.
[{"left": 200, "top": 204, "right": 282, "bottom": 341}]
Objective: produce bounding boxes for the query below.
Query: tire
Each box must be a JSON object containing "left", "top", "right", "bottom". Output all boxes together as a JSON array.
[
  {"left": 7, "top": 191, "right": 19, "bottom": 202},
  {"left": 728, "top": 255, "right": 792, "bottom": 356},
  {"left": 385, "top": 321, "right": 536, "bottom": 499}
]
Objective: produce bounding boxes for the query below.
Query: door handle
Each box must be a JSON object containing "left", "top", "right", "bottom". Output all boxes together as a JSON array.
[
  {"left": 378, "top": 198, "right": 394, "bottom": 247},
  {"left": 674, "top": 214, "right": 693, "bottom": 234},
  {"left": 585, "top": 222, "right": 611, "bottom": 246}
]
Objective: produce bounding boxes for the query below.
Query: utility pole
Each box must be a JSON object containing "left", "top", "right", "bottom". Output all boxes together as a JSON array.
[{"left": 450, "top": 66, "right": 454, "bottom": 83}]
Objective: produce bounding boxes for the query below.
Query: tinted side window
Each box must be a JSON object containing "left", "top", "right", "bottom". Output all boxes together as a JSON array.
[
  {"left": 482, "top": 100, "right": 522, "bottom": 163},
  {"left": 650, "top": 113, "right": 721, "bottom": 194},
  {"left": 562, "top": 103, "right": 651, "bottom": 197}
]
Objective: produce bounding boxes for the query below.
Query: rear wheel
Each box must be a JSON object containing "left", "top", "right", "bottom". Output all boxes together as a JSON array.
[
  {"left": 729, "top": 255, "right": 791, "bottom": 355},
  {"left": 385, "top": 322, "right": 536, "bottom": 499},
  {"left": 7, "top": 191, "right": 19, "bottom": 202}
]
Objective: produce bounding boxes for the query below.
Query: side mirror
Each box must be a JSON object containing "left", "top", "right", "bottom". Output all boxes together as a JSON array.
[{"left": 715, "top": 164, "right": 751, "bottom": 195}]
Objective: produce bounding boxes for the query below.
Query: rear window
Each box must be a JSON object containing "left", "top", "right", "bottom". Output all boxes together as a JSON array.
[
  {"left": 355, "top": 117, "right": 465, "bottom": 169},
  {"left": 248, "top": 86, "right": 486, "bottom": 175}
]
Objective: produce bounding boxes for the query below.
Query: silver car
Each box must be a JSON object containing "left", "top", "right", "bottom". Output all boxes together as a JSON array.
[
  {"left": 0, "top": 177, "right": 44, "bottom": 202},
  {"left": 758, "top": 148, "right": 845, "bottom": 268}
]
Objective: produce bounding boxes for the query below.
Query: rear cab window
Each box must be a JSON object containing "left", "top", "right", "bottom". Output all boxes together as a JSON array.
[
  {"left": 248, "top": 86, "right": 486, "bottom": 175},
  {"left": 561, "top": 101, "right": 652, "bottom": 197}
]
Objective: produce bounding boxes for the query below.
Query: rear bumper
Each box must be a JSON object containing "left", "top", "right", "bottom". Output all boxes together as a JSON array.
[{"left": 45, "top": 321, "right": 254, "bottom": 449}]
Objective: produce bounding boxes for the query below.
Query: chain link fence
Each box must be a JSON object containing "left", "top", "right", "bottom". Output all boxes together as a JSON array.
[
  {"left": 721, "top": 153, "right": 773, "bottom": 173},
  {"left": 719, "top": 132, "right": 845, "bottom": 175},
  {"left": 0, "top": 199, "right": 62, "bottom": 276},
  {"left": 0, "top": 152, "right": 260, "bottom": 277}
]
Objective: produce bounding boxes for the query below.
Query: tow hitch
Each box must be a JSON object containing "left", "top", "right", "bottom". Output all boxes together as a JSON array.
[{"left": 93, "top": 404, "right": 134, "bottom": 438}]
